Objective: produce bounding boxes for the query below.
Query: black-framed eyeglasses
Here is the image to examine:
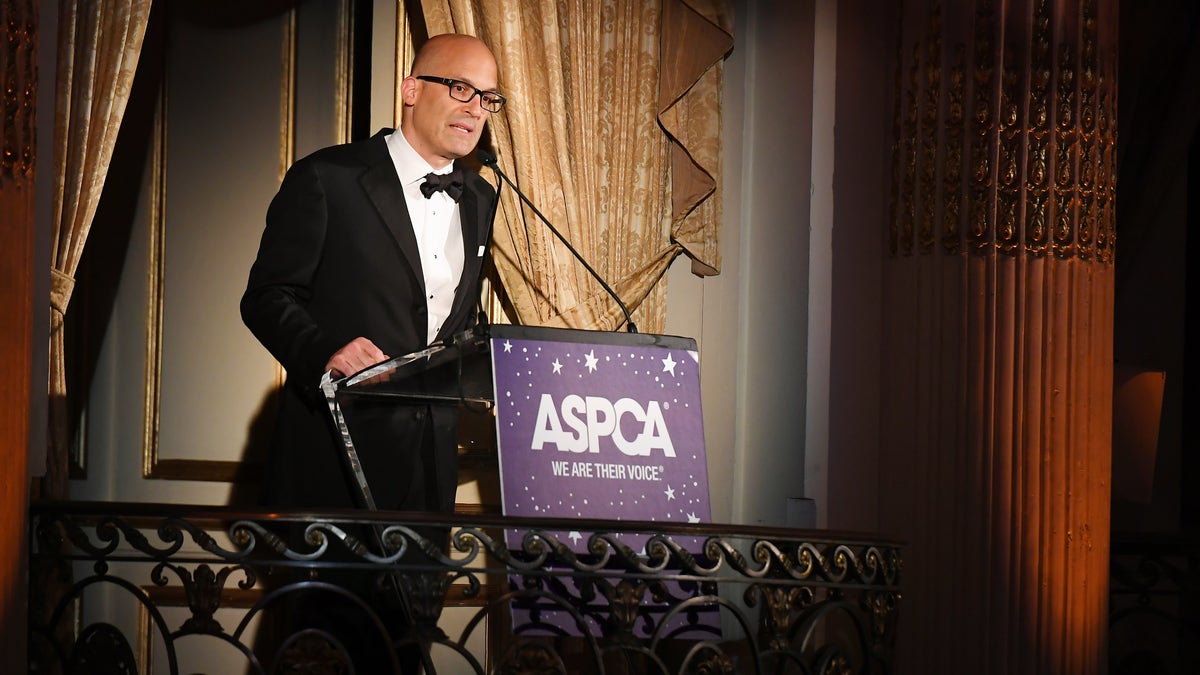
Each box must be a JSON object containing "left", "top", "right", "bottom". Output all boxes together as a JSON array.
[{"left": 416, "top": 76, "right": 506, "bottom": 113}]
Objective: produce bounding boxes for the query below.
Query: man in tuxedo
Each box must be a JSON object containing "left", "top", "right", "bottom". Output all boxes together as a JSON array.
[
  {"left": 240, "top": 33, "right": 503, "bottom": 671},
  {"left": 242, "top": 31, "right": 501, "bottom": 515}
]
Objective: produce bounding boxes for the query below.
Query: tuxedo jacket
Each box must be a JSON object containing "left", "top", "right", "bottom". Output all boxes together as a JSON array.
[{"left": 241, "top": 128, "right": 496, "bottom": 512}]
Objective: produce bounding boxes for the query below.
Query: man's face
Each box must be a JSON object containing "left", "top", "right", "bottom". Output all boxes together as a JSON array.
[{"left": 403, "top": 41, "right": 499, "bottom": 168}]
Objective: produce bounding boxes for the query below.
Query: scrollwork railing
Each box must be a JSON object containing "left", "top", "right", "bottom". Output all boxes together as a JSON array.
[
  {"left": 1109, "top": 531, "right": 1200, "bottom": 675},
  {"left": 29, "top": 500, "right": 902, "bottom": 674}
]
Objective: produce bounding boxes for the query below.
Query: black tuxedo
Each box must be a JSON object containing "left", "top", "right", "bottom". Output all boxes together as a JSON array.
[{"left": 241, "top": 128, "right": 495, "bottom": 514}]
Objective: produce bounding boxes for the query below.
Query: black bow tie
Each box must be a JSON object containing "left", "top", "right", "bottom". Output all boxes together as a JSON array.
[{"left": 419, "top": 169, "right": 464, "bottom": 202}]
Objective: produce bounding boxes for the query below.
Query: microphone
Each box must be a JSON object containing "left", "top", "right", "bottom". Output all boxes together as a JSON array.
[{"left": 476, "top": 149, "right": 638, "bottom": 333}]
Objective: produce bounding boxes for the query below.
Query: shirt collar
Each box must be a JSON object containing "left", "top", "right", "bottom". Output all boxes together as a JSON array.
[{"left": 385, "top": 128, "right": 456, "bottom": 188}]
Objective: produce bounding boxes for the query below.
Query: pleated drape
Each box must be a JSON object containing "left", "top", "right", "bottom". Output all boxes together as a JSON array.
[
  {"left": 419, "top": 0, "right": 731, "bottom": 332},
  {"left": 0, "top": 1, "right": 37, "bottom": 666},
  {"left": 45, "top": 0, "right": 152, "bottom": 498},
  {"left": 881, "top": 1, "right": 1116, "bottom": 672}
]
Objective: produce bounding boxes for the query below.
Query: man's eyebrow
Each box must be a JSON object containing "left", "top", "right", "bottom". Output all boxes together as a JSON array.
[{"left": 447, "top": 76, "right": 500, "bottom": 92}]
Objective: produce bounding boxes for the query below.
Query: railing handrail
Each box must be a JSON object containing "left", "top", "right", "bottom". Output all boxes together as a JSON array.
[{"left": 30, "top": 498, "right": 906, "bottom": 547}]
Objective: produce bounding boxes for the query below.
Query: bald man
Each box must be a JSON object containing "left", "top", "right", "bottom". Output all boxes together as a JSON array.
[
  {"left": 242, "top": 34, "right": 503, "bottom": 517},
  {"left": 242, "top": 33, "right": 503, "bottom": 671}
]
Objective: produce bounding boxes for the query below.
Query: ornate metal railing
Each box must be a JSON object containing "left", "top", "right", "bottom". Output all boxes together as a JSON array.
[
  {"left": 29, "top": 501, "right": 902, "bottom": 674},
  {"left": 1109, "top": 530, "right": 1200, "bottom": 675}
]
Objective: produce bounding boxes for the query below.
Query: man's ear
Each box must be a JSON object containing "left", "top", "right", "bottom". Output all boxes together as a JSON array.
[{"left": 400, "top": 75, "right": 418, "bottom": 106}]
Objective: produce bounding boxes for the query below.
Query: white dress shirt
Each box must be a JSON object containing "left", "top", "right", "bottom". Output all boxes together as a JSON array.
[{"left": 385, "top": 130, "right": 465, "bottom": 345}]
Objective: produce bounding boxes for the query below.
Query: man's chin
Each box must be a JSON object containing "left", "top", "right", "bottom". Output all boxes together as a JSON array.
[{"left": 445, "top": 136, "right": 480, "bottom": 158}]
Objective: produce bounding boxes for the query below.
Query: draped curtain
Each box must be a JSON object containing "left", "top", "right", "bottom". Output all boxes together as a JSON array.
[
  {"left": 880, "top": 0, "right": 1116, "bottom": 672},
  {"left": 45, "top": 0, "right": 152, "bottom": 498},
  {"left": 419, "top": 0, "right": 732, "bottom": 333}
]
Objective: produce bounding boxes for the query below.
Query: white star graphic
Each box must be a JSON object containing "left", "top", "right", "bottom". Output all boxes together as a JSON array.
[
  {"left": 584, "top": 350, "right": 599, "bottom": 372},
  {"left": 503, "top": 340, "right": 513, "bottom": 353},
  {"left": 662, "top": 353, "right": 677, "bottom": 376},
  {"left": 552, "top": 358, "right": 563, "bottom": 374},
  {"left": 569, "top": 531, "right": 582, "bottom": 545},
  {"left": 664, "top": 485, "right": 676, "bottom": 500},
  {"left": 687, "top": 512, "right": 700, "bottom": 523}
]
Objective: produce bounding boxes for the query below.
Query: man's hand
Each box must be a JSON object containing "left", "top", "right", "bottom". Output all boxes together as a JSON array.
[{"left": 324, "top": 337, "right": 388, "bottom": 378}]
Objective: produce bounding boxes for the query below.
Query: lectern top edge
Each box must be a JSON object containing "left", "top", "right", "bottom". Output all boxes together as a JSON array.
[
  {"left": 332, "top": 324, "right": 698, "bottom": 392},
  {"left": 483, "top": 324, "right": 697, "bottom": 352}
]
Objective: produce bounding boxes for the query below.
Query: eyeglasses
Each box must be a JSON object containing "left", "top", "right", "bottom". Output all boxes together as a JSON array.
[{"left": 415, "top": 76, "right": 506, "bottom": 113}]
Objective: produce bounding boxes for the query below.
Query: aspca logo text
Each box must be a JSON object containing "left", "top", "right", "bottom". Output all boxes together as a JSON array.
[{"left": 531, "top": 394, "right": 675, "bottom": 458}]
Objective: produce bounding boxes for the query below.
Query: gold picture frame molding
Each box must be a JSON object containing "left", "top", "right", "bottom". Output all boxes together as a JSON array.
[{"left": 141, "top": 7, "right": 303, "bottom": 482}]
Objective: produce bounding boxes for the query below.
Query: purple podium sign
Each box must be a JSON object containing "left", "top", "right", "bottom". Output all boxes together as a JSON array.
[
  {"left": 491, "top": 334, "right": 711, "bottom": 544},
  {"left": 490, "top": 329, "right": 718, "bottom": 639}
]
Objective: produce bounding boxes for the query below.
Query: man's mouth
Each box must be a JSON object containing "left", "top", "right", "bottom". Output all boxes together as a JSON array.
[{"left": 450, "top": 121, "right": 474, "bottom": 134}]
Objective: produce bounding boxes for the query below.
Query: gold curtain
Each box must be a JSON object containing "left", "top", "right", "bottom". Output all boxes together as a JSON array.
[
  {"left": 419, "top": 0, "right": 731, "bottom": 333},
  {"left": 46, "top": 0, "right": 152, "bottom": 498},
  {"left": 880, "top": 0, "right": 1116, "bottom": 672}
]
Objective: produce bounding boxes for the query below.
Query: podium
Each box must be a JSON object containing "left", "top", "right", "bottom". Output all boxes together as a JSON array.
[
  {"left": 321, "top": 324, "right": 707, "bottom": 518},
  {"left": 321, "top": 323, "right": 717, "bottom": 639}
]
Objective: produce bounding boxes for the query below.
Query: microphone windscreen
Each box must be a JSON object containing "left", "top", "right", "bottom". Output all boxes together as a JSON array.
[{"left": 476, "top": 149, "right": 498, "bottom": 166}]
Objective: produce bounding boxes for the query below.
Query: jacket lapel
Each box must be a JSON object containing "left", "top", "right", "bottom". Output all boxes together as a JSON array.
[
  {"left": 359, "top": 133, "right": 425, "bottom": 294},
  {"left": 441, "top": 177, "right": 492, "bottom": 340}
]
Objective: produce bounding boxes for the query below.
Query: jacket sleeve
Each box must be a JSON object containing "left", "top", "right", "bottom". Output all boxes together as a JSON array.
[{"left": 240, "top": 157, "right": 342, "bottom": 391}]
